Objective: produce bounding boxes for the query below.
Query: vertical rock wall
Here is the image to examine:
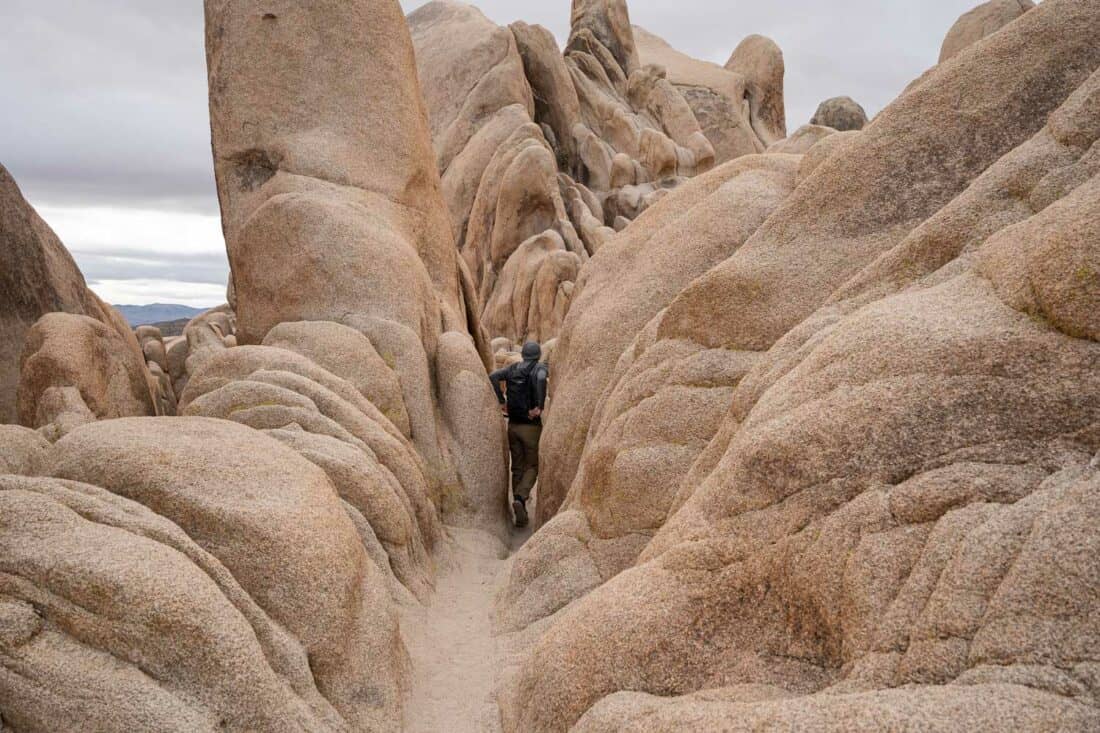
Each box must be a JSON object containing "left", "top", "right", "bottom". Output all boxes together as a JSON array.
[{"left": 205, "top": 0, "right": 507, "bottom": 533}]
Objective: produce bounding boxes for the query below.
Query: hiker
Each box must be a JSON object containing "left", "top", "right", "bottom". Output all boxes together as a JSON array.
[{"left": 489, "top": 341, "right": 548, "bottom": 527}]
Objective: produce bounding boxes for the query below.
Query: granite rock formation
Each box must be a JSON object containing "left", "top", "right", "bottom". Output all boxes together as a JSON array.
[
  {"left": 635, "top": 27, "right": 786, "bottom": 162},
  {"left": 409, "top": 0, "right": 784, "bottom": 344},
  {"left": 2, "top": 0, "right": 508, "bottom": 729},
  {"left": 939, "top": 0, "right": 1035, "bottom": 62},
  {"left": 3, "top": 0, "right": 1100, "bottom": 731},
  {"left": 499, "top": 0, "right": 1100, "bottom": 728},
  {"left": 206, "top": 0, "right": 507, "bottom": 533},
  {"left": 0, "top": 165, "right": 155, "bottom": 428},
  {"left": 810, "top": 95, "right": 869, "bottom": 131}
]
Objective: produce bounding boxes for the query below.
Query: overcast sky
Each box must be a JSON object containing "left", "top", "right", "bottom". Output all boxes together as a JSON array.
[{"left": 0, "top": 0, "right": 981, "bottom": 307}]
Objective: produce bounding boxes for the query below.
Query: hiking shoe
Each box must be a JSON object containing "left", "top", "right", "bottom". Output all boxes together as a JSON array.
[{"left": 513, "top": 499, "right": 529, "bottom": 528}]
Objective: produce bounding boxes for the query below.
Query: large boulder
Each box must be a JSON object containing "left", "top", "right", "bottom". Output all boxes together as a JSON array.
[
  {"left": 205, "top": 0, "right": 506, "bottom": 533},
  {"left": 206, "top": 0, "right": 471, "bottom": 342},
  {"left": 939, "top": 0, "right": 1035, "bottom": 63},
  {"left": 725, "top": 34, "right": 787, "bottom": 147},
  {"left": 262, "top": 320, "right": 411, "bottom": 437},
  {"left": 499, "top": 1, "right": 1100, "bottom": 728},
  {"left": 635, "top": 26, "right": 786, "bottom": 162},
  {"left": 0, "top": 474, "right": 353, "bottom": 732},
  {"left": 180, "top": 345, "right": 444, "bottom": 599},
  {"left": 810, "top": 95, "right": 869, "bottom": 131},
  {"left": 534, "top": 153, "right": 802, "bottom": 527},
  {"left": 511, "top": 20, "right": 584, "bottom": 168},
  {"left": 18, "top": 313, "right": 156, "bottom": 437},
  {"left": 3, "top": 415, "right": 408, "bottom": 730}
]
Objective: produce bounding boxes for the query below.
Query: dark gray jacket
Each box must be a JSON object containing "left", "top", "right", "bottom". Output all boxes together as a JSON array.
[{"left": 490, "top": 359, "right": 548, "bottom": 425}]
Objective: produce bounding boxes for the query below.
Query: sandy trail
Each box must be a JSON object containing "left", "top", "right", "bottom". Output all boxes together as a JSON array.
[{"left": 401, "top": 523, "right": 531, "bottom": 732}]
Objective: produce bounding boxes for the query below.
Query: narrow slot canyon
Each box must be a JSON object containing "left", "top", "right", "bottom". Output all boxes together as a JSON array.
[{"left": 2, "top": 0, "right": 1099, "bottom": 732}]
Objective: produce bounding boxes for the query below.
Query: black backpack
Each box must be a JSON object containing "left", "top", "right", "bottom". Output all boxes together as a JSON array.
[{"left": 505, "top": 360, "right": 545, "bottom": 423}]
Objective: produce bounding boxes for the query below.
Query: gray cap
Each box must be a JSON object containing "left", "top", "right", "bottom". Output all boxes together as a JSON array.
[{"left": 521, "top": 341, "right": 541, "bottom": 361}]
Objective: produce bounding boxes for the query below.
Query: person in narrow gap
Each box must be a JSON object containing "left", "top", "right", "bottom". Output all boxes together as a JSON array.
[{"left": 489, "top": 341, "right": 548, "bottom": 528}]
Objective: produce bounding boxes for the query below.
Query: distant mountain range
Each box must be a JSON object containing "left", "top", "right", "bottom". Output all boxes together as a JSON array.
[{"left": 114, "top": 303, "right": 206, "bottom": 327}]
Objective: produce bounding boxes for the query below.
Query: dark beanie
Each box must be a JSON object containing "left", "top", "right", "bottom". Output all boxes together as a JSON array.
[{"left": 521, "top": 341, "right": 541, "bottom": 361}]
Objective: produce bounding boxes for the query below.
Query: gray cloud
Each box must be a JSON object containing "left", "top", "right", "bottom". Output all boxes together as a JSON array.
[
  {"left": 0, "top": 0, "right": 979, "bottom": 213},
  {"left": 72, "top": 248, "right": 229, "bottom": 286},
  {"left": 0, "top": 0, "right": 215, "bottom": 213}
]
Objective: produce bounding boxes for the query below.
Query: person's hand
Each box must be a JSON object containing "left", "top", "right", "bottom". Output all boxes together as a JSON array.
[
  {"left": 528, "top": 407, "right": 542, "bottom": 420},
  {"left": 500, "top": 403, "right": 508, "bottom": 417}
]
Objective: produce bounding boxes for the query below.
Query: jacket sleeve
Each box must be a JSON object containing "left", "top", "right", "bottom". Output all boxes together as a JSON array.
[
  {"left": 488, "top": 366, "right": 508, "bottom": 404},
  {"left": 534, "top": 365, "right": 549, "bottom": 409}
]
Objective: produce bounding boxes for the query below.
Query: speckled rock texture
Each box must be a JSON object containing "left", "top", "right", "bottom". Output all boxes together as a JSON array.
[
  {"left": 205, "top": 0, "right": 507, "bottom": 534},
  {"left": 500, "top": 0, "right": 1100, "bottom": 729},
  {"left": 408, "top": 0, "right": 749, "bottom": 344},
  {"left": 2, "top": 417, "right": 405, "bottom": 731},
  {"left": 939, "top": 0, "right": 1035, "bottom": 62}
]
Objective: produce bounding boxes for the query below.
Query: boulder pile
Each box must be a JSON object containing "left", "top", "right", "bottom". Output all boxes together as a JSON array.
[
  {"left": 499, "top": 0, "right": 1100, "bottom": 729},
  {"left": 2, "top": 0, "right": 506, "bottom": 729},
  {"left": 2, "top": 0, "right": 1098, "bottom": 731},
  {"left": 409, "top": 0, "right": 786, "bottom": 344}
]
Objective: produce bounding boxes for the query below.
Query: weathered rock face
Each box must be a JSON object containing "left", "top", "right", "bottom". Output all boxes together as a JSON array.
[
  {"left": 536, "top": 0, "right": 1100, "bottom": 535},
  {"left": 18, "top": 313, "right": 157, "bottom": 438},
  {"left": 2, "top": 417, "right": 405, "bottom": 731},
  {"left": 206, "top": 0, "right": 506, "bottom": 533},
  {"left": 0, "top": 165, "right": 152, "bottom": 426},
  {"left": 725, "top": 34, "right": 787, "bottom": 148},
  {"left": 179, "top": 345, "right": 444, "bottom": 600},
  {"left": 810, "top": 95, "right": 869, "bottom": 131},
  {"left": 497, "top": 153, "right": 802, "bottom": 630},
  {"left": 531, "top": 153, "right": 803, "bottom": 528},
  {"left": 939, "top": 0, "right": 1035, "bottom": 62},
  {"left": 0, "top": 425, "right": 49, "bottom": 475},
  {"left": 409, "top": 0, "right": 755, "bottom": 345},
  {"left": 635, "top": 27, "right": 786, "bottom": 162},
  {"left": 499, "top": 0, "right": 1100, "bottom": 728}
]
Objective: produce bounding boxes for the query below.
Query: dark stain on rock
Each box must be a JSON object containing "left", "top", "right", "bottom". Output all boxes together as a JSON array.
[{"left": 231, "top": 149, "right": 279, "bottom": 192}]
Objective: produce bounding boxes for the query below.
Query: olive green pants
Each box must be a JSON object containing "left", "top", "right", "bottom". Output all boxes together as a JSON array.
[{"left": 508, "top": 423, "right": 542, "bottom": 501}]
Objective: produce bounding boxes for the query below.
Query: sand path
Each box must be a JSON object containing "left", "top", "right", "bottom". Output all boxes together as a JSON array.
[{"left": 401, "top": 522, "right": 531, "bottom": 732}]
